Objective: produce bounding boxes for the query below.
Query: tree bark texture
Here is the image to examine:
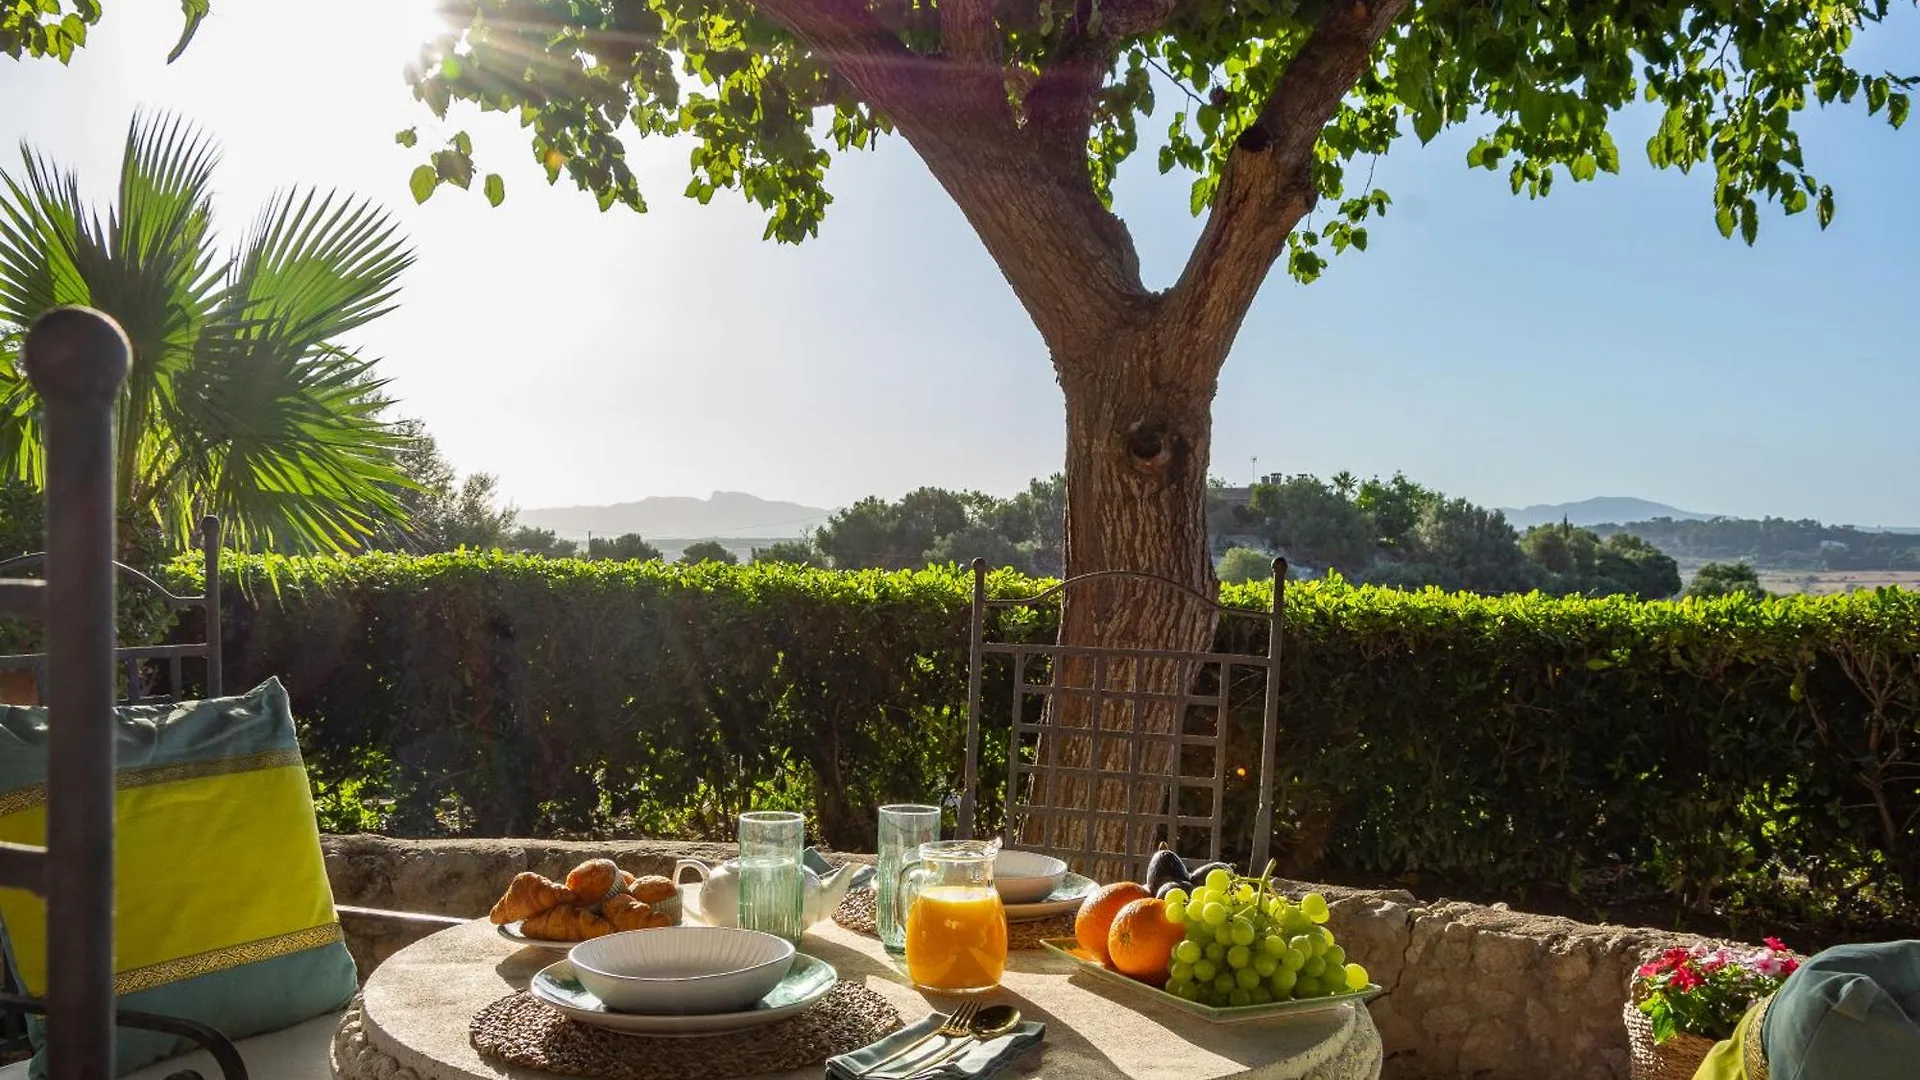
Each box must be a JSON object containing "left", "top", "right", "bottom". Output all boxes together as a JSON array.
[
  {"left": 747, "top": 0, "right": 1411, "bottom": 871},
  {"left": 1027, "top": 326, "right": 1228, "bottom": 878}
]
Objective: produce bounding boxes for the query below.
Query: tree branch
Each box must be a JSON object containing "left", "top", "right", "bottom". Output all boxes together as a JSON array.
[
  {"left": 939, "top": 0, "right": 998, "bottom": 64},
  {"left": 749, "top": 0, "right": 970, "bottom": 131},
  {"left": 1162, "top": 0, "right": 1410, "bottom": 364},
  {"left": 749, "top": 0, "right": 1151, "bottom": 345}
]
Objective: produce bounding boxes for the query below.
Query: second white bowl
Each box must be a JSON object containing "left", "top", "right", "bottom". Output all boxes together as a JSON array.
[
  {"left": 568, "top": 926, "right": 796, "bottom": 1015},
  {"left": 994, "top": 849, "right": 1068, "bottom": 903}
]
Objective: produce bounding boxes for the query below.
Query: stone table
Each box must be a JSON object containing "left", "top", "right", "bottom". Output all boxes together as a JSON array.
[{"left": 336, "top": 913, "right": 1382, "bottom": 1080}]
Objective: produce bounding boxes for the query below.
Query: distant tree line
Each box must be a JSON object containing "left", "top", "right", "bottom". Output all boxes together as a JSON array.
[
  {"left": 1589, "top": 517, "right": 1920, "bottom": 572},
  {"left": 1216, "top": 473, "right": 1683, "bottom": 599}
]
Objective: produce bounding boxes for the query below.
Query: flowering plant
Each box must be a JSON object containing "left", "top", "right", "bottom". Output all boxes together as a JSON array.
[{"left": 1634, "top": 939, "right": 1799, "bottom": 1043}]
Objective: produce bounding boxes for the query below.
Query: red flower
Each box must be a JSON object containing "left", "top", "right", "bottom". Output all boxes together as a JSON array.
[
  {"left": 1781, "top": 958, "right": 1799, "bottom": 975},
  {"left": 1637, "top": 963, "right": 1658, "bottom": 978},
  {"left": 1671, "top": 968, "right": 1704, "bottom": 992},
  {"left": 1764, "top": 937, "right": 1788, "bottom": 952}
]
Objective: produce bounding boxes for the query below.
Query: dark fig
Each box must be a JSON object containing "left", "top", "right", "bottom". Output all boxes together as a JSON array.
[
  {"left": 1186, "top": 860, "right": 1235, "bottom": 884},
  {"left": 1145, "top": 848, "right": 1191, "bottom": 893}
]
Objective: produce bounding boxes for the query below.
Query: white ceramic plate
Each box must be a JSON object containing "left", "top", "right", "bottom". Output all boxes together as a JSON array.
[
  {"left": 530, "top": 954, "right": 838, "bottom": 1036},
  {"left": 1002, "top": 871, "right": 1097, "bottom": 921},
  {"left": 498, "top": 921, "right": 575, "bottom": 952}
]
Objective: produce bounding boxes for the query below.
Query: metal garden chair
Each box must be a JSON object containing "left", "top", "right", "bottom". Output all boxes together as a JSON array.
[
  {"left": 955, "top": 557, "right": 1287, "bottom": 881},
  {"left": 0, "top": 309, "right": 453, "bottom": 1080}
]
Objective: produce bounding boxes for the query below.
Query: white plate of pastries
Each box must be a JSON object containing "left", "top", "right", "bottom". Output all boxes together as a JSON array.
[{"left": 491, "top": 858, "right": 682, "bottom": 950}]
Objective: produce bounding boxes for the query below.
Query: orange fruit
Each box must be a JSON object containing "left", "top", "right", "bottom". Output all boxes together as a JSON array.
[
  {"left": 1109, "top": 898, "right": 1185, "bottom": 984},
  {"left": 1075, "top": 881, "right": 1150, "bottom": 965}
]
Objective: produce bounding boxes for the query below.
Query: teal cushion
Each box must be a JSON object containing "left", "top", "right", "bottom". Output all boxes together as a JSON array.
[
  {"left": 0, "top": 678, "right": 357, "bottom": 1076},
  {"left": 1762, "top": 939, "right": 1920, "bottom": 1080}
]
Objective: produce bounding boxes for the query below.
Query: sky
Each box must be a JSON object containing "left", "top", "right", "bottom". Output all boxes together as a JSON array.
[{"left": 1, "top": 2, "right": 1917, "bottom": 526}]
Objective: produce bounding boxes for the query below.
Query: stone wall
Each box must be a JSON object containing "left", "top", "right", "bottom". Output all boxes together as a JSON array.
[{"left": 322, "top": 837, "right": 1711, "bottom": 1080}]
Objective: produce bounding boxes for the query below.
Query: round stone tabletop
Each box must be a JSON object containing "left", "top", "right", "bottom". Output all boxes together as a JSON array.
[{"left": 340, "top": 911, "right": 1381, "bottom": 1080}]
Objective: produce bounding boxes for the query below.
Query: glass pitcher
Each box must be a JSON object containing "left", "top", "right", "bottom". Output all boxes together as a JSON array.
[{"left": 892, "top": 839, "right": 1008, "bottom": 994}]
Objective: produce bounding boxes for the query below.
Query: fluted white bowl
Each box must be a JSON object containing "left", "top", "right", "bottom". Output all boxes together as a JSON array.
[
  {"left": 994, "top": 849, "right": 1068, "bottom": 903},
  {"left": 569, "top": 927, "right": 796, "bottom": 1014}
]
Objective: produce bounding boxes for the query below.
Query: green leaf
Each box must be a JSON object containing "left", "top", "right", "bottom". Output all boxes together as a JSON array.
[
  {"left": 453, "top": 131, "right": 473, "bottom": 156},
  {"left": 1783, "top": 189, "right": 1808, "bottom": 215},
  {"left": 1570, "top": 155, "right": 1597, "bottom": 182},
  {"left": 409, "top": 165, "right": 436, "bottom": 204},
  {"left": 1867, "top": 78, "right": 1888, "bottom": 116},
  {"left": 432, "top": 149, "right": 474, "bottom": 189},
  {"left": 483, "top": 173, "right": 505, "bottom": 208},
  {"left": 1715, "top": 204, "right": 1735, "bottom": 238},
  {"left": 1816, "top": 187, "right": 1835, "bottom": 229},
  {"left": 1890, "top": 94, "right": 1911, "bottom": 131},
  {"left": 1412, "top": 107, "right": 1441, "bottom": 145},
  {"left": 166, "top": 0, "right": 208, "bottom": 63},
  {"left": 395, "top": 128, "right": 418, "bottom": 149},
  {"left": 1739, "top": 201, "right": 1758, "bottom": 246}
]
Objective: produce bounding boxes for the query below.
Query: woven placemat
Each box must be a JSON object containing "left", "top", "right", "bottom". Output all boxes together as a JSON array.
[
  {"left": 470, "top": 982, "right": 902, "bottom": 1080},
  {"left": 833, "top": 886, "right": 1076, "bottom": 950}
]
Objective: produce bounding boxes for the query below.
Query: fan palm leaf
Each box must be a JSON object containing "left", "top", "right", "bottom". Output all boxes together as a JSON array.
[{"left": 0, "top": 110, "right": 415, "bottom": 552}]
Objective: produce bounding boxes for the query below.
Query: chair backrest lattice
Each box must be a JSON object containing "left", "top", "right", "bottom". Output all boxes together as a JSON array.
[
  {"left": 0, "top": 514, "right": 223, "bottom": 707},
  {"left": 958, "top": 559, "right": 1286, "bottom": 881}
]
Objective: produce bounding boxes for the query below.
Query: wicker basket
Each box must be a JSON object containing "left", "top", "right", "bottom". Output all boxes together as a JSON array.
[{"left": 1623, "top": 1000, "right": 1719, "bottom": 1080}]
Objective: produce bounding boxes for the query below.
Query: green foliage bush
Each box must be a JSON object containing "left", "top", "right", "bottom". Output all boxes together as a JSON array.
[{"left": 169, "top": 553, "right": 1919, "bottom": 912}]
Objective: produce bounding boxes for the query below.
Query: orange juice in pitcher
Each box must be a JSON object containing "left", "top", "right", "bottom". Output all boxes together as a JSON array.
[
  {"left": 894, "top": 840, "right": 1008, "bottom": 993},
  {"left": 905, "top": 886, "right": 1008, "bottom": 992}
]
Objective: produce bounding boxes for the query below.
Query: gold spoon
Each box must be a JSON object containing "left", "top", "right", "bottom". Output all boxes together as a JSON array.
[{"left": 891, "top": 1004, "right": 1023, "bottom": 1080}]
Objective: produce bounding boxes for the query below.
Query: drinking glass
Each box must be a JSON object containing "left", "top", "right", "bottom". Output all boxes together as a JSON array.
[
  {"left": 737, "top": 810, "right": 805, "bottom": 944},
  {"left": 893, "top": 839, "right": 1007, "bottom": 993},
  {"left": 876, "top": 804, "right": 942, "bottom": 954}
]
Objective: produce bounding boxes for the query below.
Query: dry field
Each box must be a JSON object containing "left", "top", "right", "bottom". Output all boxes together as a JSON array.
[{"left": 1755, "top": 569, "right": 1920, "bottom": 595}]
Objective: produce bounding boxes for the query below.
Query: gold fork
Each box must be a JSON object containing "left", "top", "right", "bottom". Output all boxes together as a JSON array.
[{"left": 854, "top": 1000, "right": 981, "bottom": 1078}]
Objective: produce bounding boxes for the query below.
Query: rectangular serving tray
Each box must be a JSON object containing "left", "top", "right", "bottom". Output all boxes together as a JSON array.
[{"left": 1039, "top": 938, "right": 1382, "bottom": 1023}]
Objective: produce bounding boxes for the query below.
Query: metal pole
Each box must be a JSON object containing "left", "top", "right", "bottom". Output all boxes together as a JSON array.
[
  {"left": 200, "top": 515, "right": 222, "bottom": 696},
  {"left": 25, "top": 307, "right": 129, "bottom": 1080},
  {"left": 959, "top": 558, "right": 987, "bottom": 839},
  {"left": 1251, "top": 557, "right": 1287, "bottom": 862}
]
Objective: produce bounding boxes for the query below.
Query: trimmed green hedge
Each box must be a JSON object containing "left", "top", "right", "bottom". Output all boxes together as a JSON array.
[{"left": 167, "top": 552, "right": 1919, "bottom": 909}]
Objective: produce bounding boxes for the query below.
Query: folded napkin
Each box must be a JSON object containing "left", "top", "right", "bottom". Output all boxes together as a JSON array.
[{"left": 825, "top": 1012, "right": 1045, "bottom": 1080}]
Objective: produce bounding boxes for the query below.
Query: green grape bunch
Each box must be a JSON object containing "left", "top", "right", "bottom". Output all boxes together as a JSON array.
[{"left": 1158, "top": 859, "right": 1370, "bottom": 1009}]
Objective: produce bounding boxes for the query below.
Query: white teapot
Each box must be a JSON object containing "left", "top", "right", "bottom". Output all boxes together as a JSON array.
[{"left": 674, "top": 848, "right": 866, "bottom": 929}]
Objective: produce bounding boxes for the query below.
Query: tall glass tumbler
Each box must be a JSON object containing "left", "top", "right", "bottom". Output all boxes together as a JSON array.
[
  {"left": 737, "top": 811, "right": 805, "bottom": 944},
  {"left": 876, "top": 804, "right": 941, "bottom": 954}
]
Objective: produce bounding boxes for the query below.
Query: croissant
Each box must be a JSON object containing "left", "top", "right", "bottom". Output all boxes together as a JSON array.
[
  {"left": 629, "top": 874, "right": 676, "bottom": 904},
  {"left": 490, "top": 872, "right": 575, "bottom": 925},
  {"left": 565, "top": 858, "right": 623, "bottom": 903},
  {"left": 603, "top": 893, "right": 671, "bottom": 932},
  {"left": 521, "top": 903, "right": 615, "bottom": 942}
]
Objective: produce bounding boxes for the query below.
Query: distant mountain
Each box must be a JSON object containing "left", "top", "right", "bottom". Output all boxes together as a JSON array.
[
  {"left": 519, "top": 492, "right": 831, "bottom": 541},
  {"left": 1500, "top": 497, "right": 1714, "bottom": 530}
]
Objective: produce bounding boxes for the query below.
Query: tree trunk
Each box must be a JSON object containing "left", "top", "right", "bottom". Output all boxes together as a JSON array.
[{"left": 1019, "top": 324, "right": 1226, "bottom": 879}]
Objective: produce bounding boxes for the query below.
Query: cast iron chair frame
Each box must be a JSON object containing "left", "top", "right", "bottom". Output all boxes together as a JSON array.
[
  {"left": 0, "top": 310, "right": 461, "bottom": 1080},
  {"left": 0, "top": 310, "right": 244, "bottom": 1079},
  {"left": 0, "top": 514, "right": 224, "bottom": 705},
  {"left": 956, "top": 556, "right": 1287, "bottom": 878}
]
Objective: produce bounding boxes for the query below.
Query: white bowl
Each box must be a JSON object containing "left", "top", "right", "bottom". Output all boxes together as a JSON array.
[
  {"left": 568, "top": 926, "right": 796, "bottom": 1015},
  {"left": 993, "top": 849, "right": 1068, "bottom": 903}
]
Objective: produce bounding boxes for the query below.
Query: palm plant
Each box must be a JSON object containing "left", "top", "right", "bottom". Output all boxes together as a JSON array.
[{"left": 0, "top": 111, "right": 414, "bottom": 552}]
